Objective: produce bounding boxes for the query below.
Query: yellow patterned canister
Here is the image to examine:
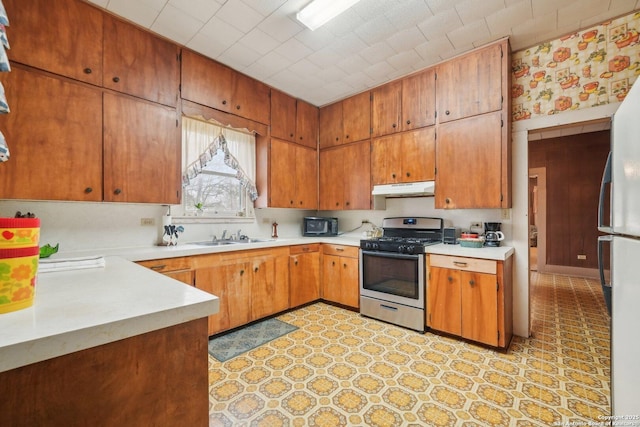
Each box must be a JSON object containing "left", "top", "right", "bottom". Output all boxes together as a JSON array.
[{"left": 0, "top": 218, "right": 40, "bottom": 313}]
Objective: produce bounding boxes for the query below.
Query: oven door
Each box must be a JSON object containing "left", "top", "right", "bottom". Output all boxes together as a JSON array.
[{"left": 359, "top": 250, "right": 424, "bottom": 309}]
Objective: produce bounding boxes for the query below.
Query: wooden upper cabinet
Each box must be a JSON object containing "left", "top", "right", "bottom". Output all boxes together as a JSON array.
[
  {"left": 319, "top": 101, "right": 343, "bottom": 148},
  {"left": 402, "top": 68, "right": 436, "bottom": 130},
  {"left": 435, "top": 112, "right": 504, "bottom": 209},
  {"left": 372, "top": 80, "right": 402, "bottom": 137},
  {"left": 342, "top": 91, "right": 371, "bottom": 144},
  {"left": 296, "top": 99, "right": 319, "bottom": 148},
  {"left": 320, "top": 141, "right": 370, "bottom": 210},
  {"left": 271, "top": 90, "right": 318, "bottom": 148},
  {"left": 103, "top": 15, "right": 180, "bottom": 107},
  {"left": 271, "top": 89, "right": 297, "bottom": 142},
  {"left": 181, "top": 50, "right": 269, "bottom": 124},
  {"left": 268, "top": 139, "right": 317, "bottom": 209},
  {"left": 4, "top": 0, "right": 103, "bottom": 86},
  {"left": 437, "top": 41, "right": 504, "bottom": 123},
  {"left": 103, "top": 93, "right": 181, "bottom": 204},
  {"left": 372, "top": 69, "right": 435, "bottom": 137},
  {"left": 0, "top": 67, "right": 103, "bottom": 201},
  {"left": 319, "top": 92, "right": 370, "bottom": 148},
  {"left": 372, "top": 127, "right": 435, "bottom": 185}
]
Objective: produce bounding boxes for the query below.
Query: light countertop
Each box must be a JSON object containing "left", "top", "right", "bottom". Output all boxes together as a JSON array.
[
  {"left": 426, "top": 243, "right": 514, "bottom": 261},
  {"left": 0, "top": 256, "right": 219, "bottom": 373}
]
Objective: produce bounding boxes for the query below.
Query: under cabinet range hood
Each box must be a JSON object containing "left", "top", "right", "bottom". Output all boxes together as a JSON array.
[{"left": 371, "top": 181, "right": 435, "bottom": 209}]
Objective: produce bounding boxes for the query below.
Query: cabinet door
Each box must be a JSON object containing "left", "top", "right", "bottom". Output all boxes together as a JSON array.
[
  {"left": 372, "top": 81, "right": 401, "bottom": 137},
  {"left": 196, "top": 262, "right": 251, "bottom": 335},
  {"left": 339, "top": 256, "right": 360, "bottom": 308},
  {"left": 269, "top": 139, "right": 297, "bottom": 208},
  {"left": 371, "top": 134, "right": 402, "bottom": 185},
  {"left": 271, "top": 89, "right": 297, "bottom": 142},
  {"left": 296, "top": 145, "right": 318, "bottom": 209},
  {"left": 342, "top": 91, "right": 371, "bottom": 143},
  {"left": 103, "top": 93, "right": 181, "bottom": 204},
  {"left": 0, "top": 68, "right": 103, "bottom": 201},
  {"left": 319, "top": 147, "right": 344, "bottom": 210},
  {"left": 402, "top": 69, "right": 436, "bottom": 130},
  {"left": 343, "top": 141, "right": 371, "bottom": 210},
  {"left": 181, "top": 50, "right": 233, "bottom": 113},
  {"left": 250, "top": 253, "right": 290, "bottom": 320},
  {"left": 103, "top": 15, "right": 179, "bottom": 107},
  {"left": 461, "top": 271, "right": 498, "bottom": 346},
  {"left": 427, "top": 266, "right": 461, "bottom": 335},
  {"left": 401, "top": 127, "right": 435, "bottom": 182},
  {"left": 233, "top": 71, "right": 270, "bottom": 125},
  {"left": 322, "top": 254, "right": 342, "bottom": 303},
  {"left": 5, "top": 0, "right": 103, "bottom": 86},
  {"left": 435, "top": 112, "right": 503, "bottom": 208},
  {"left": 437, "top": 42, "right": 503, "bottom": 123},
  {"left": 319, "top": 102, "right": 343, "bottom": 148},
  {"left": 290, "top": 249, "right": 320, "bottom": 307},
  {"left": 296, "top": 99, "right": 319, "bottom": 148},
  {"left": 165, "top": 270, "right": 195, "bottom": 286}
]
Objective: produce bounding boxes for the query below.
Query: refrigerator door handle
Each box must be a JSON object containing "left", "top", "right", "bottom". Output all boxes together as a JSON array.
[
  {"left": 598, "top": 234, "right": 613, "bottom": 314},
  {"left": 598, "top": 151, "right": 612, "bottom": 232}
]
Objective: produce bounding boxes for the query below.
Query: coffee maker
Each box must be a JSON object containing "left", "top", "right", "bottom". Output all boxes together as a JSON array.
[{"left": 484, "top": 222, "right": 504, "bottom": 247}]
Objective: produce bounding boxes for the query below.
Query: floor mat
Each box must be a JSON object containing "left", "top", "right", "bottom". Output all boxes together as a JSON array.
[{"left": 208, "top": 318, "right": 298, "bottom": 362}]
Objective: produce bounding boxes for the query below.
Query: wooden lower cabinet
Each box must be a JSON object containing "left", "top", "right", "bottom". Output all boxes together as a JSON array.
[
  {"left": 137, "top": 256, "right": 194, "bottom": 286},
  {"left": 0, "top": 318, "right": 209, "bottom": 427},
  {"left": 193, "top": 248, "right": 290, "bottom": 336},
  {"left": 427, "top": 254, "right": 513, "bottom": 349},
  {"left": 321, "top": 244, "right": 359, "bottom": 308},
  {"left": 289, "top": 244, "right": 321, "bottom": 307}
]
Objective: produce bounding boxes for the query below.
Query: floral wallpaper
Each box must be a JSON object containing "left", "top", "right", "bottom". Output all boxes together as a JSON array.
[{"left": 512, "top": 11, "right": 640, "bottom": 121}]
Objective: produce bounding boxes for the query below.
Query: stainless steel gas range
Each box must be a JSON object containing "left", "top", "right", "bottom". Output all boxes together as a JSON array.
[{"left": 359, "top": 217, "right": 443, "bottom": 332}]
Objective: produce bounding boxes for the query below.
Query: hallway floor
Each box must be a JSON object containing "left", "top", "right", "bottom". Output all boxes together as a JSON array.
[{"left": 208, "top": 273, "right": 610, "bottom": 426}]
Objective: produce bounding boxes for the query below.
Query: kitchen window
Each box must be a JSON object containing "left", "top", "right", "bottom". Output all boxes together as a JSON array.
[{"left": 177, "top": 117, "right": 257, "bottom": 221}]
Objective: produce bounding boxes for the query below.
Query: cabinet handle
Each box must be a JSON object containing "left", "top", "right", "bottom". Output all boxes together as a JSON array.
[
  {"left": 392, "top": 173, "right": 396, "bottom": 179},
  {"left": 335, "top": 137, "right": 339, "bottom": 141},
  {"left": 299, "top": 136, "right": 303, "bottom": 140},
  {"left": 290, "top": 200, "right": 294, "bottom": 205},
  {"left": 240, "top": 269, "right": 245, "bottom": 276},
  {"left": 346, "top": 201, "right": 350, "bottom": 206},
  {"left": 254, "top": 266, "right": 259, "bottom": 273},
  {"left": 290, "top": 133, "right": 294, "bottom": 138},
  {"left": 447, "top": 276, "right": 453, "bottom": 282},
  {"left": 343, "top": 263, "right": 347, "bottom": 268},
  {"left": 294, "top": 260, "right": 298, "bottom": 266},
  {"left": 445, "top": 198, "right": 451, "bottom": 204},
  {"left": 84, "top": 187, "right": 93, "bottom": 194},
  {"left": 222, "top": 100, "right": 227, "bottom": 105},
  {"left": 345, "top": 134, "right": 350, "bottom": 139},
  {"left": 392, "top": 123, "right": 397, "bottom": 128},
  {"left": 406, "top": 120, "right": 411, "bottom": 125},
  {"left": 406, "top": 172, "right": 410, "bottom": 177},
  {"left": 445, "top": 110, "right": 450, "bottom": 115},
  {"left": 469, "top": 280, "right": 475, "bottom": 286},
  {"left": 114, "top": 188, "right": 122, "bottom": 195},
  {"left": 332, "top": 261, "right": 336, "bottom": 266},
  {"left": 336, "top": 247, "right": 344, "bottom": 252},
  {"left": 112, "top": 76, "right": 120, "bottom": 83},
  {"left": 335, "top": 202, "right": 339, "bottom": 206},
  {"left": 236, "top": 105, "right": 241, "bottom": 110},
  {"left": 83, "top": 67, "right": 92, "bottom": 74},
  {"left": 302, "top": 247, "right": 310, "bottom": 252},
  {"left": 453, "top": 261, "right": 468, "bottom": 267},
  {"left": 150, "top": 265, "right": 166, "bottom": 271}
]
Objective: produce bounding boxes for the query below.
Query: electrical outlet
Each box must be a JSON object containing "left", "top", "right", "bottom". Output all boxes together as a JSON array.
[
  {"left": 577, "top": 254, "right": 587, "bottom": 260},
  {"left": 470, "top": 222, "right": 481, "bottom": 229},
  {"left": 501, "top": 209, "right": 511, "bottom": 220},
  {"left": 140, "top": 218, "right": 155, "bottom": 226}
]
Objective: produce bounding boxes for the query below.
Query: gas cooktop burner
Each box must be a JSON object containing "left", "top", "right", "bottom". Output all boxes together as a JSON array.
[{"left": 360, "top": 217, "right": 443, "bottom": 254}]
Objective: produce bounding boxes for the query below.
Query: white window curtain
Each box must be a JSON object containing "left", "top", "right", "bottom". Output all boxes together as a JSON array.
[{"left": 181, "top": 116, "right": 258, "bottom": 200}]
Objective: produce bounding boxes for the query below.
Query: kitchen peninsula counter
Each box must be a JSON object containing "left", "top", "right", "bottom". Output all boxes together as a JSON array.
[{"left": 0, "top": 256, "right": 219, "bottom": 426}]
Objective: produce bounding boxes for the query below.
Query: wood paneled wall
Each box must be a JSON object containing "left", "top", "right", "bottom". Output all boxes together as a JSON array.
[{"left": 528, "top": 130, "right": 609, "bottom": 269}]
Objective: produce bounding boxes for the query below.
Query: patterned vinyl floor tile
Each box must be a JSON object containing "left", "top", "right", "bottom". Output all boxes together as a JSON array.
[{"left": 208, "top": 273, "right": 610, "bottom": 426}]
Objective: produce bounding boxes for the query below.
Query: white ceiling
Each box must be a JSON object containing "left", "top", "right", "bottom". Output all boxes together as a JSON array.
[{"left": 86, "top": 0, "right": 640, "bottom": 107}]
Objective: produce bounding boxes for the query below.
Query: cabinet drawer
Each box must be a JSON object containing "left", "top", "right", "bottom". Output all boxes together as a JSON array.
[
  {"left": 429, "top": 254, "right": 496, "bottom": 274},
  {"left": 137, "top": 257, "right": 192, "bottom": 273},
  {"left": 322, "top": 244, "right": 359, "bottom": 258},
  {"left": 290, "top": 244, "right": 320, "bottom": 255}
]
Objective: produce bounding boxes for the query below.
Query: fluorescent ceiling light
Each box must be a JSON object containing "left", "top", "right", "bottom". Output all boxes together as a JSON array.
[{"left": 296, "top": 0, "right": 362, "bottom": 31}]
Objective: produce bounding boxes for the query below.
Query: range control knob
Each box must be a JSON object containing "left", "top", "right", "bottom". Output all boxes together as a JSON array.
[{"left": 406, "top": 245, "right": 416, "bottom": 254}]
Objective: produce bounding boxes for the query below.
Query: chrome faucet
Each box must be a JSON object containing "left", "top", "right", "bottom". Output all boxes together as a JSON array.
[{"left": 221, "top": 229, "right": 228, "bottom": 240}]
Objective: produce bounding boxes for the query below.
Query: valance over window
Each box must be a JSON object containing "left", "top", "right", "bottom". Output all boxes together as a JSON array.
[{"left": 181, "top": 117, "right": 258, "bottom": 201}]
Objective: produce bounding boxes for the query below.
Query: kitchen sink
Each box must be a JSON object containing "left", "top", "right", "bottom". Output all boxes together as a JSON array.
[
  {"left": 192, "top": 240, "right": 239, "bottom": 246},
  {"left": 234, "top": 238, "right": 275, "bottom": 244}
]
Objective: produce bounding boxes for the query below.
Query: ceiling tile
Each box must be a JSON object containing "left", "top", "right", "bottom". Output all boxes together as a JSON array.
[
  {"left": 274, "top": 38, "right": 313, "bottom": 62},
  {"left": 258, "top": 13, "right": 304, "bottom": 43},
  {"left": 485, "top": 1, "right": 532, "bottom": 37},
  {"left": 387, "top": 49, "right": 423, "bottom": 70},
  {"left": 238, "top": 28, "right": 280, "bottom": 55},
  {"left": 216, "top": 1, "right": 265, "bottom": 33},
  {"left": 152, "top": 4, "right": 204, "bottom": 45},
  {"left": 188, "top": 15, "right": 245, "bottom": 57},
  {"left": 417, "top": 8, "right": 463, "bottom": 41},
  {"left": 385, "top": 0, "right": 433, "bottom": 28},
  {"left": 387, "top": 27, "right": 429, "bottom": 52},
  {"left": 104, "top": 0, "right": 164, "bottom": 27},
  {"left": 244, "top": 51, "right": 292, "bottom": 81},
  {"left": 217, "top": 42, "right": 262, "bottom": 70},
  {"left": 241, "top": 0, "right": 288, "bottom": 16},
  {"left": 455, "top": 0, "right": 505, "bottom": 25},
  {"left": 167, "top": 0, "right": 222, "bottom": 22},
  {"left": 363, "top": 60, "right": 396, "bottom": 81},
  {"left": 360, "top": 41, "right": 397, "bottom": 65},
  {"left": 446, "top": 19, "right": 491, "bottom": 49}
]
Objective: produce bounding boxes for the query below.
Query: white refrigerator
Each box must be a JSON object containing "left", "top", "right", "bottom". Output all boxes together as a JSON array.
[{"left": 598, "top": 79, "right": 640, "bottom": 416}]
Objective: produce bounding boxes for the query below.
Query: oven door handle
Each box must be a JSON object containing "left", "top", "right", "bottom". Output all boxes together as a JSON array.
[{"left": 360, "top": 250, "right": 421, "bottom": 260}]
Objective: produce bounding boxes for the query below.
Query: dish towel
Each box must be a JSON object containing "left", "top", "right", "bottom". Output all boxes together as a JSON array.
[{"left": 39, "top": 256, "right": 106, "bottom": 273}]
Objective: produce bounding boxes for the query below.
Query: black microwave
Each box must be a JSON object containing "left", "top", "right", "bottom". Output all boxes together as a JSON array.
[{"left": 303, "top": 217, "right": 339, "bottom": 236}]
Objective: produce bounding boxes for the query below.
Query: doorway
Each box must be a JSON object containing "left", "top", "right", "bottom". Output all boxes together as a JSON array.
[{"left": 528, "top": 168, "right": 546, "bottom": 272}]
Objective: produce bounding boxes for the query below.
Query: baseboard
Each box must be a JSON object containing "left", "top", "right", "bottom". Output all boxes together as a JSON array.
[{"left": 539, "top": 265, "right": 599, "bottom": 279}]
